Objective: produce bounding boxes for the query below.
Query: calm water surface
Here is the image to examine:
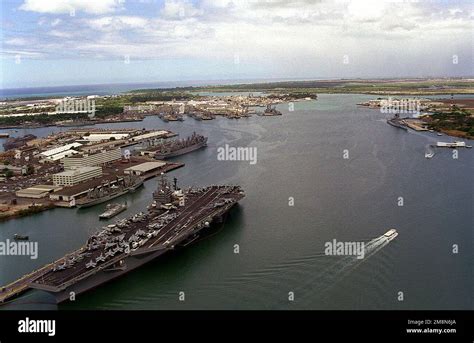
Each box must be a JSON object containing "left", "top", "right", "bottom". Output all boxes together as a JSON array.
[{"left": 1, "top": 94, "right": 472, "bottom": 310}]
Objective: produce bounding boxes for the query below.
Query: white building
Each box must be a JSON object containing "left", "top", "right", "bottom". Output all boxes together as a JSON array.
[
  {"left": 40, "top": 143, "right": 82, "bottom": 161},
  {"left": 16, "top": 185, "right": 62, "bottom": 199},
  {"left": 81, "top": 133, "right": 130, "bottom": 142},
  {"left": 46, "top": 149, "right": 80, "bottom": 162},
  {"left": 62, "top": 148, "right": 122, "bottom": 169},
  {"left": 52, "top": 166, "right": 102, "bottom": 186},
  {"left": 129, "top": 130, "right": 169, "bottom": 142},
  {"left": 124, "top": 161, "right": 166, "bottom": 176}
]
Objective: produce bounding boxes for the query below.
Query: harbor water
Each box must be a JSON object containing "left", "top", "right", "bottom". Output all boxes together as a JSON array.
[{"left": 0, "top": 94, "right": 472, "bottom": 310}]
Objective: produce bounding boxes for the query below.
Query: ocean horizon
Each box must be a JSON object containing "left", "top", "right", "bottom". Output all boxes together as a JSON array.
[{"left": 0, "top": 77, "right": 330, "bottom": 100}]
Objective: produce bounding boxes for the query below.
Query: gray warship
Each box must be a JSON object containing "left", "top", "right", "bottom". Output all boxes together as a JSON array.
[
  {"left": 0, "top": 176, "right": 244, "bottom": 304},
  {"left": 153, "top": 132, "right": 207, "bottom": 159}
]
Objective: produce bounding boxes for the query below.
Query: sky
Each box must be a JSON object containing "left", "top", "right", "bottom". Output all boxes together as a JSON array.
[{"left": 0, "top": 0, "right": 473, "bottom": 88}]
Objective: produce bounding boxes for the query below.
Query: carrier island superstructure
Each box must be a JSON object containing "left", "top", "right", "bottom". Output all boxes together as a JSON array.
[{"left": 0, "top": 176, "right": 244, "bottom": 304}]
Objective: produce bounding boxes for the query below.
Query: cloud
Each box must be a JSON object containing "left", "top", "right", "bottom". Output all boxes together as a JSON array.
[
  {"left": 346, "top": 0, "right": 387, "bottom": 22},
  {"left": 19, "top": 0, "right": 122, "bottom": 14},
  {"left": 84, "top": 16, "right": 149, "bottom": 31},
  {"left": 51, "top": 18, "right": 62, "bottom": 26},
  {"left": 4, "top": 38, "right": 31, "bottom": 46},
  {"left": 4, "top": 0, "right": 472, "bottom": 79},
  {"left": 161, "top": 0, "right": 204, "bottom": 19},
  {"left": 48, "top": 29, "right": 73, "bottom": 38}
]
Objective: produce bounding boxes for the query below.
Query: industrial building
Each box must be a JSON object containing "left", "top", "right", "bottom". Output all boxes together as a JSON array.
[
  {"left": 0, "top": 165, "right": 27, "bottom": 176},
  {"left": 52, "top": 166, "right": 102, "bottom": 186},
  {"left": 124, "top": 161, "right": 166, "bottom": 176},
  {"left": 45, "top": 149, "right": 80, "bottom": 162},
  {"left": 81, "top": 133, "right": 130, "bottom": 142},
  {"left": 40, "top": 143, "right": 82, "bottom": 161},
  {"left": 16, "top": 185, "right": 62, "bottom": 199},
  {"left": 62, "top": 148, "right": 122, "bottom": 169},
  {"left": 79, "top": 140, "right": 125, "bottom": 154},
  {"left": 128, "top": 130, "right": 169, "bottom": 142}
]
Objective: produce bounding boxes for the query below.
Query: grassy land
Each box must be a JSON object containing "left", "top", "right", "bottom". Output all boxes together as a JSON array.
[
  {"left": 0, "top": 91, "right": 197, "bottom": 127},
  {"left": 423, "top": 106, "right": 474, "bottom": 139},
  {"left": 2, "top": 78, "right": 472, "bottom": 133},
  {"left": 138, "top": 79, "right": 474, "bottom": 95}
]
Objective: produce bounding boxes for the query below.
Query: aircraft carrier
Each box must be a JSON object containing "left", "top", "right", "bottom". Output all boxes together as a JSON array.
[{"left": 0, "top": 176, "right": 244, "bottom": 304}]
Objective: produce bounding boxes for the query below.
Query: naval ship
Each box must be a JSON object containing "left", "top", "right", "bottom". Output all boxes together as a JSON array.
[
  {"left": 386, "top": 113, "right": 408, "bottom": 131},
  {"left": 154, "top": 132, "right": 207, "bottom": 159},
  {"left": 3, "top": 134, "right": 37, "bottom": 150},
  {"left": 12, "top": 176, "right": 244, "bottom": 303},
  {"left": 76, "top": 175, "right": 144, "bottom": 208},
  {"left": 99, "top": 203, "right": 127, "bottom": 220},
  {"left": 259, "top": 104, "right": 282, "bottom": 116}
]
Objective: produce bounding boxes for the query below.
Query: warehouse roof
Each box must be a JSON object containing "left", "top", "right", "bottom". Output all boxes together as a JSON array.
[
  {"left": 16, "top": 185, "right": 62, "bottom": 196},
  {"left": 40, "top": 143, "right": 82, "bottom": 157},
  {"left": 46, "top": 149, "right": 79, "bottom": 161},
  {"left": 124, "top": 161, "right": 166, "bottom": 172},
  {"left": 129, "top": 131, "right": 169, "bottom": 141},
  {"left": 53, "top": 166, "right": 101, "bottom": 177}
]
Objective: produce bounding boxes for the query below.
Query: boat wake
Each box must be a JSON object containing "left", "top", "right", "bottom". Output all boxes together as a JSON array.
[{"left": 204, "top": 230, "right": 398, "bottom": 309}]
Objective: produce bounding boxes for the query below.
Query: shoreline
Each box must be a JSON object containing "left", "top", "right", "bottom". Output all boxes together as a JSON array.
[
  {"left": 0, "top": 118, "right": 145, "bottom": 130},
  {"left": 0, "top": 203, "right": 55, "bottom": 222}
]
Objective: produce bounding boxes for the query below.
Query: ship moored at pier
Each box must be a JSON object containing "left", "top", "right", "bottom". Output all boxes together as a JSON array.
[
  {"left": 0, "top": 176, "right": 244, "bottom": 304},
  {"left": 151, "top": 132, "right": 208, "bottom": 159},
  {"left": 75, "top": 175, "right": 144, "bottom": 208},
  {"left": 386, "top": 113, "right": 408, "bottom": 131}
]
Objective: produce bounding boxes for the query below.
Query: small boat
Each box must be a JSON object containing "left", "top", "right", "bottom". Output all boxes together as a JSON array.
[
  {"left": 437, "top": 133, "right": 443, "bottom": 136},
  {"left": 99, "top": 203, "right": 127, "bottom": 220},
  {"left": 14, "top": 234, "right": 29, "bottom": 240},
  {"left": 436, "top": 141, "right": 466, "bottom": 148},
  {"left": 429, "top": 129, "right": 434, "bottom": 133},
  {"left": 384, "top": 229, "right": 398, "bottom": 241},
  {"left": 466, "top": 145, "right": 472, "bottom": 149},
  {"left": 425, "top": 152, "right": 434, "bottom": 159}
]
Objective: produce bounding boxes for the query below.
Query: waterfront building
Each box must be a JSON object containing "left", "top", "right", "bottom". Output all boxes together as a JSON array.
[
  {"left": 78, "top": 140, "right": 125, "bottom": 154},
  {"left": 52, "top": 166, "right": 102, "bottom": 186},
  {"left": 16, "top": 185, "right": 62, "bottom": 199},
  {"left": 62, "top": 148, "right": 122, "bottom": 169},
  {"left": 81, "top": 133, "right": 130, "bottom": 142},
  {"left": 39, "top": 143, "right": 83, "bottom": 161},
  {"left": 124, "top": 161, "right": 166, "bottom": 176}
]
